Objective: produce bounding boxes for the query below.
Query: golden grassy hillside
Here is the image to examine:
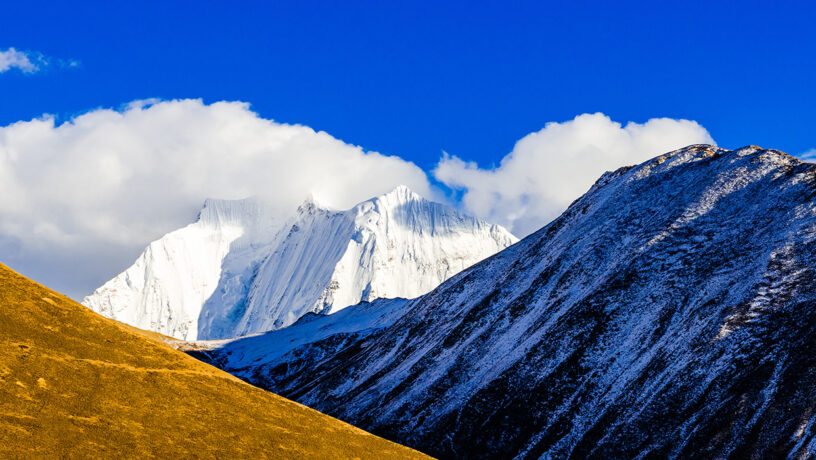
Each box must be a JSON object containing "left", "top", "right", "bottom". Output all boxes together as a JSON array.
[{"left": 0, "top": 263, "right": 430, "bottom": 459}]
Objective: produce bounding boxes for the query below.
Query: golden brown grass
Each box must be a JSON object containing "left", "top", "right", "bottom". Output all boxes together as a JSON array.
[{"left": 0, "top": 263, "right": 431, "bottom": 459}]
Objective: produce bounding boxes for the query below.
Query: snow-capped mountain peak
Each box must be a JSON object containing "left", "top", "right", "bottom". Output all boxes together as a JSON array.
[
  {"left": 210, "top": 185, "right": 518, "bottom": 338},
  {"left": 378, "top": 184, "right": 419, "bottom": 201},
  {"left": 83, "top": 188, "right": 517, "bottom": 340},
  {"left": 296, "top": 193, "right": 329, "bottom": 216},
  {"left": 81, "top": 197, "right": 285, "bottom": 340}
]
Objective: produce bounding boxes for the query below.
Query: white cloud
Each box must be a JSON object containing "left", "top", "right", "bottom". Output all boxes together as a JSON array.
[
  {"left": 0, "top": 99, "right": 432, "bottom": 297},
  {"left": 0, "top": 104, "right": 716, "bottom": 299},
  {"left": 0, "top": 48, "right": 40, "bottom": 73},
  {"left": 0, "top": 47, "right": 79, "bottom": 74},
  {"left": 434, "top": 113, "right": 715, "bottom": 236},
  {"left": 799, "top": 149, "right": 816, "bottom": 161}
]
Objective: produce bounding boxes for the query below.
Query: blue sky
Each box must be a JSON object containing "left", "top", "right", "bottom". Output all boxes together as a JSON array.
[
  {"left": 1, "top": 0, "right": 815, "bottom": 296},
  {"left": 3, "top": 0, "right": 815, "bottom": 169}
]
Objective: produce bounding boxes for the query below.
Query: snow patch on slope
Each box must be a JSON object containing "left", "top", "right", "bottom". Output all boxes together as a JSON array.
[{"left": 198, "top": 297, "right": 411, "bottom": 374}]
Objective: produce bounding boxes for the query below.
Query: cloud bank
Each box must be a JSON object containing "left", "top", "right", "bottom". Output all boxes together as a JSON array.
[
  {"left": 0, "top": 102, "right": 714, "bottom": 298},
  {"left": 434, "top": 113, "right": 715, "bottom": 236},
  {"left": 0, "top": 99, "right": 432, "bottom": 297},
  {"left": 0, "top": 47, "right": 79, "bottom": 74}
]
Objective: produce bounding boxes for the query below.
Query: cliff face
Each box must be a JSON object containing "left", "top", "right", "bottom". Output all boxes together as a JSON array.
[{"left": 204, "top": 145, "right": 816, "bottom": 458}]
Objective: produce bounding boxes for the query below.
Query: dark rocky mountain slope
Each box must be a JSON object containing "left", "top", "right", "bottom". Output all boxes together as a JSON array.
[{"left": 199, "top": 145, "right": 816, "bottom": 459}]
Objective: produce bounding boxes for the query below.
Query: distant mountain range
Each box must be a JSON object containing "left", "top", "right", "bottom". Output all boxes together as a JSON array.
[
  {"left": 194, "top": 145, "right": 816, "bottom": 458},
  {"left": 83, "top": 185, "right": 517, "bottom": 340}
]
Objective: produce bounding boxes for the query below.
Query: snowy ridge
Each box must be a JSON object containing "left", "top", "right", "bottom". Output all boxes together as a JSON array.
[
  {"left": 83, "top": 187, "right": 517, "bottom": 340},
  {"left": 200, "top": 145, "right": 816, "bottom": 458},
  {"left": 190, "top": 297, "right": 411, "bottom": 388}
]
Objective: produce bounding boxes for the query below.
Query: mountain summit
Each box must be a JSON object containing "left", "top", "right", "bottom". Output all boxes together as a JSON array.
[
  {"left": 83, "top": 186, "right": 517, "bottom": 340},
  {"left": 201, "top": 145, "right": 816, "bottom": 458}
]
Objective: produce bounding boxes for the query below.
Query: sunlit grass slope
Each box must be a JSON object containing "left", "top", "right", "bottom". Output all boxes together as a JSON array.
[{"left": 0, "top": 263, "right": 430, "bottom": 459}]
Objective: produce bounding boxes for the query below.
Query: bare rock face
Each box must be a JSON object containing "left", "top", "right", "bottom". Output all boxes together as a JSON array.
[
  {"left": 203, "top": 145, "right": 816, "bottom": 458},
  {"left": 83, "top": 186, "right": 517, "bottom": 340}
]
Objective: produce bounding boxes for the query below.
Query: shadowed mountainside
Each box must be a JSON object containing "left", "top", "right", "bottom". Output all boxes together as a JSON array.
[{"left": 199, "top": 145, "right": 816, "bottom": 459}]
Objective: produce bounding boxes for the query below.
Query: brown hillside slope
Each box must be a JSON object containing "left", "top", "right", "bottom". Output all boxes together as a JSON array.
[{"left": 0, "top": 263, "right": 430, "bottom": 459}]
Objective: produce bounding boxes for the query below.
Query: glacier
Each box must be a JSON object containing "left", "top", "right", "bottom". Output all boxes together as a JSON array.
[{"left": 83, "top": 186, "right": 517, "bottom": 340}]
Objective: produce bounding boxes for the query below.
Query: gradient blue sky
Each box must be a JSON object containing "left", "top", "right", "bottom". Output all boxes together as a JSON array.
[{"left": 3, "top": 0, "right": 815, "bottom": 170}]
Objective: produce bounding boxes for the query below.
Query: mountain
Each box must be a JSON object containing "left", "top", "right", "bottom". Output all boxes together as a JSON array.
[
  {"left": 196, "top": 145, "right": 816, "bottom": 458},
  {"left": 187, "top": 297, "right": 410, "bottom": 390},
  {"left": 81, "top": 197, "right": 283, "bottom": 341},
  {"left": 83, "top": 186, "right": 517, "bottom": 340},
  {"left": 0, "top": 263, "right": 429, "bottom": 458}
]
